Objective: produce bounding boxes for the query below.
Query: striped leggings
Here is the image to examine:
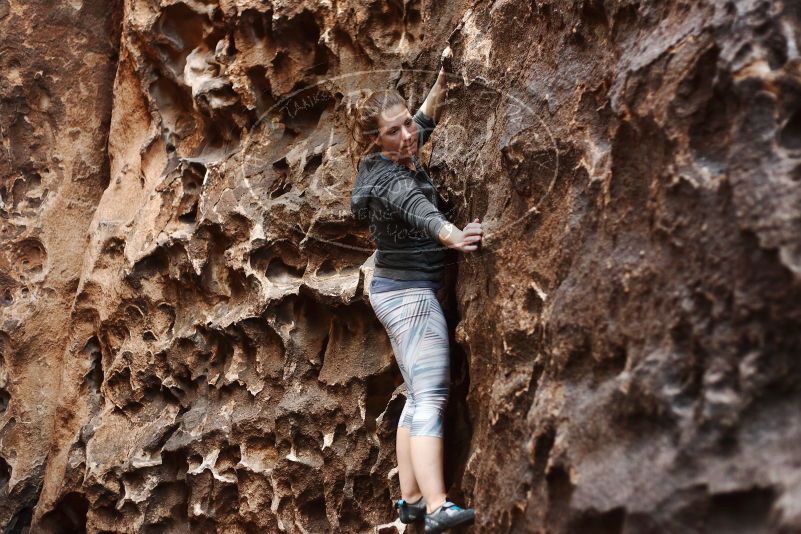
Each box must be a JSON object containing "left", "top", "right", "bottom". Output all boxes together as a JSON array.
[{"left": 369, "top": 287, "right": 450, "bottom": 438}]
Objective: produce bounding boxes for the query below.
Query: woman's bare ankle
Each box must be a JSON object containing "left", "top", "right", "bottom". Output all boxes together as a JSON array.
[
  {"left": 426, "top": 497, "right": 447, "bottom": 514},
  {"left": 401, "top": 492, "right": 423, "bottom": 503}
]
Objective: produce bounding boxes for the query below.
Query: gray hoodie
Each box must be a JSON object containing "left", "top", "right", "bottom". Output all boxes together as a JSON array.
[{"left": 350, "top": 110, "right": 448, "bottom": 281}]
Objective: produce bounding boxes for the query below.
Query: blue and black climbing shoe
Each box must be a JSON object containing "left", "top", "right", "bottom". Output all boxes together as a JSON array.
[
  {"left": 395, "top": 496, "right": 426, "bottom": 523},
  {"left": 424, "top": 501, "right": 475, "bottom": 533}
]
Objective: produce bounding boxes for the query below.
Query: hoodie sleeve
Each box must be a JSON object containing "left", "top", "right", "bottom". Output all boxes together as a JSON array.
[
  {"left": 374, "top": 167, "right": 448, "bottom": 243},
  {"left": 414, "top": 109, "right": 436, "bottom": 151}
]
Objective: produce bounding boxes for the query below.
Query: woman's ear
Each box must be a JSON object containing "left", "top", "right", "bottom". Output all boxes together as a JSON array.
[{"left": 372, "top": 134, "right": 382, "bottom": 150}]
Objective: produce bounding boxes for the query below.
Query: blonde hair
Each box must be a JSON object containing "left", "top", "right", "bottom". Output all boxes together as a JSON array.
[{"left": 347, "top": 89, "right": 407, "bottom": 171}]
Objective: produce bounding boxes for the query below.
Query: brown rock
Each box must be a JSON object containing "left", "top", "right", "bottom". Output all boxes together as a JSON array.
[{"left": 0, "top": 0, "right": 798, "bottom": 533}]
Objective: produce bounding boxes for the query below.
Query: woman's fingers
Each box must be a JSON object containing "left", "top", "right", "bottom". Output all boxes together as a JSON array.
[
  {"left": 461, "top": 219, "right": 481, "bottom": 232},
  {"left": 459, "top": 236, "right": 482, "bottom": 252},
  {"left": 457, "top": 218, "right": 484, "bottom": 252}
]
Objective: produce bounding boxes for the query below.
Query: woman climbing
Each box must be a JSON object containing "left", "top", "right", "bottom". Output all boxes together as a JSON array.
[{"left": 348, "top": 47, "right": 482, "bottom": 533}]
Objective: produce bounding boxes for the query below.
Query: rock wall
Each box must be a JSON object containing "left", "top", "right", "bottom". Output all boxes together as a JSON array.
[
  {"left": 0, "top": 0, "right": 799, "bottom": 532},
  {"left": 0, "top": 0, "right": 123, "bottom": 530}
]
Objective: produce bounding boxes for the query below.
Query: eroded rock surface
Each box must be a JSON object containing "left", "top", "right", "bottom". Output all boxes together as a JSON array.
[
  {"left": 0, "top": 0, "right": 123, "bottom": 530},
  {"left": 1, "top": 0, "right": 800, "bottom": 532}
]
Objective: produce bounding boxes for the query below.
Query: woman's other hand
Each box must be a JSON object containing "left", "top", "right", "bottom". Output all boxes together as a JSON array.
[
  {"left": 460, "top": 218, "right": 483, "bottom": 252},
  {"left": 439, "top": 218, "right": 483, "bottom": 252}
]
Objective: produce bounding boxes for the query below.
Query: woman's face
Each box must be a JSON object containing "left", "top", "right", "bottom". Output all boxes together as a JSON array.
[{"left": 374, "top": 103, "right": 418, "bottom": 160}]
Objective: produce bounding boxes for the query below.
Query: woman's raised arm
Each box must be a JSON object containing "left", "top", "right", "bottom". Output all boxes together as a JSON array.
[{"left": 419, "top": 46, "right": 452, "bottom": 123}]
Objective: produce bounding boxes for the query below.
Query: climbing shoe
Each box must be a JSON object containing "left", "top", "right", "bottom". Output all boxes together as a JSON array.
[
  {"left": 395, "top": 496, "right": 427, "bottom": 523},
  {"left": 424, "top": 501, "right": 475, "bottom": 533}
]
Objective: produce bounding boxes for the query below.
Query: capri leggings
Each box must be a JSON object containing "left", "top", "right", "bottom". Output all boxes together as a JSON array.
[{"left": 369, "top": 287, "right": 450, "bottom": 438}]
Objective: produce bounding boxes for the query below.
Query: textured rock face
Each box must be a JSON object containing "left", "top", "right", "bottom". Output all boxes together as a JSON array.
[
  {"left": 0, "top": 0, "right": 123, "bottom": 530},
  {"left": 1, "top": 0, "right": 800, "bottom": 532}
]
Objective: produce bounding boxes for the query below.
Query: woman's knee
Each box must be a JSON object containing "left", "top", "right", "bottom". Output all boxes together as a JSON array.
[
  {"left": 399, "top": 395, "right": 415, "bottom": 429},
  {"left": 409, "top": 388, "right": 449, "bottom": 437}
]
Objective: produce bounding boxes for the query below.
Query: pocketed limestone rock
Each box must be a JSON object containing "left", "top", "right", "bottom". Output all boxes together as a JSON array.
[{"left": 1, "top": 0, "right": 799, "bottom": 533}]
